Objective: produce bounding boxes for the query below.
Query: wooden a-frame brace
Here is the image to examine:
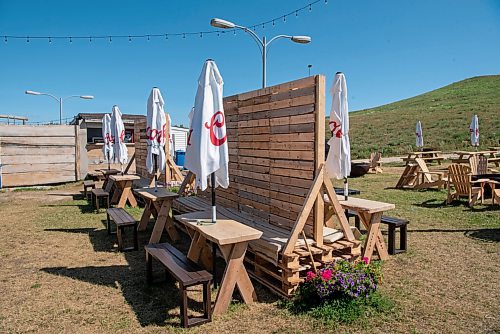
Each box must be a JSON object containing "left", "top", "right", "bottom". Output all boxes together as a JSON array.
[
  {"left": 148, "top": 154, "right": 184, "bottom": 187},
  {"left": 282, "top": 163, "right": 356, "bottom": 255}
]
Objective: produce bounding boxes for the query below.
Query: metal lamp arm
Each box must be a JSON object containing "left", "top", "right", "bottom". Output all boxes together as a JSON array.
[
  {"left": 39, "top": 93, "right": 60, "bottom": 103},
  {"left": 62, "top": 95, "right": 83, "bottom": 101},
  {"left": 234, "top": 24, "right": 264, "bottom": 52},
  {"left": 265, "top": 34, "right": 292, "bottom": 47}
]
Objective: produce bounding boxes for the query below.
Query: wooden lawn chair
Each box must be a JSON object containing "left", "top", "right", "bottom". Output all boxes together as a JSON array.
[
  {"left": 368, "top": 152, "right": 383, "bottom": 173},
  {"left": 446, "top": 164, "right": 485, "bottom": 207},
  {"left": 469, "top": 155, "right": 488, "bottom": 175},
  {"left": 490, "top": 181, "right": 500, "bottom": 206},
  {"left": 395, "top": 162, "right": 419, "bottom": 189},
  {"left": 413, "top": 158, "right": 447, "bottom": 190}
]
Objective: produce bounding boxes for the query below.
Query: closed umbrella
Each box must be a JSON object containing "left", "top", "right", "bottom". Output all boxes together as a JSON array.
[
  {"left": 102, "top": 114, "right": 113, "bottom": 170},
  {"left": 146, "top": 88, "right": 167, "bottom": 190},
  {"left": 416, "top": 121, "right": 424, "bottom": 150},
  {"left": 325, "top": 72, "right": 351, "bottom": 200},
  {"left": 184, "top": 59, "right": 229, "bottom": 224},
  {"left": 469, "top": 114, "right": 479, "bottom": 149},
  {"left": 111, "top": 105, "right": 128, "bottom": 173}
]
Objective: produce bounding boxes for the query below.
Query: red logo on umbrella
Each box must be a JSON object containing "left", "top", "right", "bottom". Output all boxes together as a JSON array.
[
  {"left": 205, "top": 111, "right": 227, "bottom": 146},
  {"left": 329, "top": 121, "right": 343, "bottom": 138},
  {"left": 105, "top": 133, "right": 115, "bottom": 144}
]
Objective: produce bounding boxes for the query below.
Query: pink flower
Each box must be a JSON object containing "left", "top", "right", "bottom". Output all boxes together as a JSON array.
[
  {"left": 305, "top": 271, "right": 316, "bottom": 282},
  {"left": 320, "top": 269, "right": 332, "bottom": 281},
  {"left": 362, "top": 257, "right": 369, "bottom": 265}
]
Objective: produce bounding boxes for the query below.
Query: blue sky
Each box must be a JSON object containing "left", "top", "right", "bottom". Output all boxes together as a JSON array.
[{"left": 1, "top": 0, "right": 499, "bottom": 126}]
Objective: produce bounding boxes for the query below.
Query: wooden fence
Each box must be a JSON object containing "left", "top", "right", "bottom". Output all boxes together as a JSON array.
[{"left": 0, "top": 125, "right": 82, "bottom": 187}]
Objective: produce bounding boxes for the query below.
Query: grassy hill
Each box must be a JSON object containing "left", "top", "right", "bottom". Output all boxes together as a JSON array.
[{"left": 326, "top": 75, "right": 500, "bottom": 159}]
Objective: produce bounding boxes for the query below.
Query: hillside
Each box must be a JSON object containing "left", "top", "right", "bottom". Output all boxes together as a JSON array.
[{"left": 326, "top": 75, "right": 500, "bottom": 159}]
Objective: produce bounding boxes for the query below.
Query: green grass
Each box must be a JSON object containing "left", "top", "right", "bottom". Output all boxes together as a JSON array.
[{"left": 326, "top": 75, "right": 500, "bottom": 159}]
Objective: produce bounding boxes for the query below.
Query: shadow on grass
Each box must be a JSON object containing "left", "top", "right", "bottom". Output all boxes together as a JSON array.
[
  {"left": 42, "top": 201, "right": 97, "bottom": 214},
  {"left": 412, "top": 199, "right": 447, "bottom": 208},
  {"left": 408, "top": 228, "right": 500, "bottom": 243}
]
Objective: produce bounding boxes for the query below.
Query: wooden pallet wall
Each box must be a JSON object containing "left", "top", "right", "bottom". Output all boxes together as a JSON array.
[
  {"left": 0, "top": 125, "right": 80, "bottom": 187},
  {"left": 200, "top": 76, "right": 325, "bottom": 234}
]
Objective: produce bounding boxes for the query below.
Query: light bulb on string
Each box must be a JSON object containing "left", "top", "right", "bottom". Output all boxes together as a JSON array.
[
  {"left": 165, "top": 34, "right": 168, "bottom": 40},
  {"left": 49, "top": 37, "right": 52, "bottom": 43},
  {"left": 262, "top": 23, "right": 265, "bottom": 29},
  {"left": 183, "top": 33, "right": 186, "bottom": 39},
  {"left": 128, "top": 36, "right": 131, "bottom": 42},
  {"left": 89, "top": 36, "right": 92, "bottom": 42},
  {"left": 200, "top": 32, "right": 203, "bottom": 38},
  {"left": 309, "top": 4, "right": 312, "bottom": 11},
  {"left": 325, "top": 0, "right": 328, "bottom": 4},
  {"left": 69, "top": 37, "right": 72, "bottom": 43},
  {"left": 296, "top": 10, "right": 298, "bottom": 17},
  {"left": 272, "top": 20, "right": 275, "bottom": 26},
  {"left": 147, "top": 35, "right": 150, "bottom": 41},
  {"left": 283, "top": 15, "right": 286, "bottom": 22},
  {"left": 27, "top": 36, "right": 30, "bottom": 43},
  {"left": 109, "top": 36, "right": 112, "bottom": 42}
]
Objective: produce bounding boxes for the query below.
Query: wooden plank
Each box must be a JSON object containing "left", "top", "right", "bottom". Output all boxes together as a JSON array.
[
  {"left": 1, "top": 154, "right": 75, "bottom": 164},
  {"left": 74, "top": 125, "right": 80, "bottom": 181},
  {"left": 0, "top": 136, "right": 77, "bottom": 146},
  {"left": 271, "top": 123, "right": 315, "bottom": 134},
  {"left": 269, "top": 167, "right": 314, "bottom": 180},
  {"left": 2, "top": 171, "right": 75, "bottom": 187},
  {"left": 0, "top": 125, "right": 76, "bottom": 137},
  {"left": 270, "top": 159, "right": 314, "bottom": 171},
  {"left": 238, "top": 95, "right": 315, "bottom": 114},
  {"left": 0, "top": 146, "right": 75, "bottom": 156},
  {"left": 270, "top": 175, "right": 313, "bottom": 189},
  {"left": 237, "top": 76, "right": 316, "bottom": 102},
  {"left": 269, "top": 132, "right": 315, "bottom": 142},
  {"left": 314, "top": 75, "right": 326, "bottom": 246},
  {"left": 2, "top": 162, "right": 75, "bottom": 174},
  {"left": 269, "top": 142, "right": 314, "bottom": 151},
  {"left": 239, "top": 157, "right": 270, "bottom": 167}
]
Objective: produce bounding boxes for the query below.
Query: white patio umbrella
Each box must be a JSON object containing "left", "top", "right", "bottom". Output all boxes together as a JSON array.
[
  {"left": 325, "top": 72, "right": 351, "bottom": 200},
  {"left": 111, "top": 105, "right": 128, "bottom": 173},
  {"left": 102, "top": 114, "right": 113, "bottom": 170},
  {"left": 469, "top": 114, "right": 479, "bottom": 149},
  {"left": 184, "top": 59, "right": 229, "bottom": 224},
  {"left": 416, "top": 121, "right": 424, "bottom": 150},
  {"left": 146, "top": 87, "right": 167, "bottom": 190}
]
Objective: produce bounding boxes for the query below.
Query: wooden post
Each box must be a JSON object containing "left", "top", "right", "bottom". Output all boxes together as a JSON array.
[
  {"left": 313, "top": 75, "right": 326, "bottom": 246},
  {"left": 74, "top": 124, "right": 80, "bottom": 181}
]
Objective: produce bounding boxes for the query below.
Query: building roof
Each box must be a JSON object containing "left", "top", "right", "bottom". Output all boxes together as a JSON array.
[{"left": 71, "top": 113, "right": 145, "bottom": 125}]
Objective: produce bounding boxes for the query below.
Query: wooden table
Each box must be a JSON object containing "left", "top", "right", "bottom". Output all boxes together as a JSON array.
[
  {"left": 99, "top": 169, "right": 120, "bottom": 191},
  {"left": 109, "top": 174, "right": 140, "bottom": 208},
  {"left": 175, "top": 210, "right": 263, "bottom": 315},
  {"left": 324, "top": 195, "right": 395, "bottom": 263},
  {"left": 134, "top": 187, "right": 179, "bottom": 243},
  {"left": 402, "top": 151, "right": 443, "bottom": 165},
  {"left": 451, "top": 150, "right": 498, "bottom": 164}
]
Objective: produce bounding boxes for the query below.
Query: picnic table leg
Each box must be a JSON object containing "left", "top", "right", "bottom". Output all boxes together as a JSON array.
[
  {"left": 117, "top": 181, "right": 137, "bottom": 208},
  {"left": 358, "top": 212, "right": 389, "bottom": 262},
  {"left": 137, "top": 200, "right": 153, "bottom": 231},
  {"left": 186, "top": 231, "right": 213, "bottom": 270},
  {"left": 149, "top": 200, "right": 178, "bottom": 243},
  {"left": 213, "top": 242, "right": 257, "bottom": 315},
  {"left": 111, "top": 181, "right": 122, "bottom": 204}
]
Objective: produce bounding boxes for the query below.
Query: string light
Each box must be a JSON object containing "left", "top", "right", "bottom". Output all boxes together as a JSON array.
[{"left": 2, "top": 0, "right": 326, "bottom": 44}]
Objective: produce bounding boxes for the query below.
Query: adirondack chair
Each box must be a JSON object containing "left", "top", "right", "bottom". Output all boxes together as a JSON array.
[
  {"left": 413, "top": 158, "right": 447, "bottom": 190},
  {"left": 446, "top": 164, "right": 485, "bottom": 207},
  {"left": 469, "top": 155, "right": 488, "bottom": 175},
  {"left": 490, "top": 181, "right": 500, "bottom": 206},
  {"left": 368, "top": 152, "right": 383, "bottom": 173}
]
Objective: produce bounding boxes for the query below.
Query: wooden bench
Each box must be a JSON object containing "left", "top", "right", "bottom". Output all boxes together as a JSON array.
[
  {"left": 346, "top": 210, "right": 408, "bottom": 255},
  {"left": 91, "top": 188, "right": 109, "bottom": 213},
  {"left": 145, "top": 243, "right": 212, "bottom": 328},
  {"left": 83, "top": 180, "right": 95, "bottom": 200},
  {"left": 106, "top": 208, "right": 138, "bottom": 251}
]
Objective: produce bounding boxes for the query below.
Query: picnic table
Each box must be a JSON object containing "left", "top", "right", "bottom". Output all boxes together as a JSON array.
[
  {"left": 175, "top": 210, "right": 262, "bottom": 315},
  {"left": 451, "top": 150, "right": 500, "bottom": 165},
  {"left": 334, "top": 187, "right": 360, "bottom": 196},
  {"left": 109, "top": 174, "right": 140, "bottom": 208},
  {"left": 324, "top": 195, "right": 395, "bottom": 263},
  {"left": 100, "top": 168, "right": 120, "bottom": 191},
  {"left": 133, "top": 187, "right": 179, "bottom": 243},
  {"left": 402, "top": 151, "right": 444, "bottom": 165}
]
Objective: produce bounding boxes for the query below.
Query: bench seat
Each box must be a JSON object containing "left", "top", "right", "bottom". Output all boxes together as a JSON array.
[
  {"left": 106, "top": 208, "right": 138, "bottom": 251},
  {"left": 145, "top": 242, "right": 212, "bottom": 327}
]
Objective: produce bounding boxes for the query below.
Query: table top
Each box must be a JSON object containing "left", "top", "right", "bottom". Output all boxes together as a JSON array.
[
  {"left": 175, "top": 210, "right": 263, "bottom": 246},
  {"left": 324, "top": 194, "right": 395, "bottom": 214},
  {"left": 109, "top": 174, "right": 141, "bottom": 182},
  {"left": 409, "top": 151, "right": 442, "bottom": 155},
  {"left": 453, "top": 150, "right": 496, "bottom": 156},
  {"left": 134, "top": 187, "right": 179, "bottom": 201},
  {"left": 100, "top": 169, "right": 120, "bottom": 175}
]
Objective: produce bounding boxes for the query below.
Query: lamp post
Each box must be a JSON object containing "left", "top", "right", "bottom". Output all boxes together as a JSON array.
[
  {"left": 25, "top": 90, "right": 94, "bottom": 124},
  {"left": 210, "top": 18, "right": 311, "bottom": 88}
]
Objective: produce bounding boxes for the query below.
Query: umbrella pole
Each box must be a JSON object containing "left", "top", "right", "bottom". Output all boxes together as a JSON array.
[
  {"left": 344, "top": 177, "right": 349, "bottom": 201},
  {"left": 154, "top": 155, "right": 158, "bottom": 192},
  {"left": 107, "top": 151, "right": 110, "bottom": 170},
  {"left": 211, "top": 173, "right": 216, "bottom": 224}
]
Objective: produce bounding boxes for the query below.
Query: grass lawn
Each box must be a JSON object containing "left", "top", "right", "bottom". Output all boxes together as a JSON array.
[{"left": 0, "top": 166, "right": 498, "bottom": 333}]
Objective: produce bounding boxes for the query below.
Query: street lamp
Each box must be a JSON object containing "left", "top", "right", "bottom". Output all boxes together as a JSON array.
[
  {"left": 25, "top": 90, "right": 94, "bottom": 124},
  {"left": 210, "top": 18, "right": 311, "bottom": 88}
]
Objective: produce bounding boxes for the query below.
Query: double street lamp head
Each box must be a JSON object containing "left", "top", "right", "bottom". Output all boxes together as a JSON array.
[{"left": 25, "top": 90, "right": 94, "bottom": 100}]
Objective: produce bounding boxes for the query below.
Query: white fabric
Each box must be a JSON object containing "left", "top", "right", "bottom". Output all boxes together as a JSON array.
[
  {"left": 110, "top": 105, "right": 128, "bottom": 165},
  {"left": 326, "top": 72, "right": 351, "bottom": 179},
  {"left": 184, "top": 60, "right": 229, "bottom": 191},
  {"left": 102, "top": 114, "right": 113, "bottom": 161},
  {"left": 146, "top": 88, "right": 167, "bottom": 174},
  {"left": 168, "top": 114, "right": 175, "bottom": 157},
  {"left": 469, "top": 114, "right": 479, "bottom": 147},
  {"left": 416, "top": 121, "right": 424, "bottom": 148}
]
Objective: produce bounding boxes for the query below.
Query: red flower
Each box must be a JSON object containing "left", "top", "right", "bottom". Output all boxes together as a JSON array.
[
  {"left": 320, "top": 269, "right": 332, "bottom": 281},
  {"left": 305, "top": 271, "right": 316, "bottom": 282},
  {"left": 362, "top": 257, "right": 369, "bottom": 264}
]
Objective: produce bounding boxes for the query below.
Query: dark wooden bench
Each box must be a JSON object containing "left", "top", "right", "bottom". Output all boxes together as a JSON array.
[
  {"left": 145, "top": 243, "right": 212, "bottom": 328},
  {"left": 91, "top": 188, "right": 109, "bottom": 213},
  {"left": 83, "top": 180, "right": 95, "bottom": 200},
  {"left": 345, "top": 210, "right": 408, "bottom": 255},
  {"left": 106, "top": 208, "right": 138, "bottom": 251}
]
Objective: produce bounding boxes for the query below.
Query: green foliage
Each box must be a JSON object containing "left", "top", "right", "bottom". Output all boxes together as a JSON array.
[{"left": 327, "top": 75, "right": 500, "bottom": 158}]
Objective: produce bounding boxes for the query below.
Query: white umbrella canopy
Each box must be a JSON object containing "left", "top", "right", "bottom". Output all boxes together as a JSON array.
[
  {"left": 146, "top": 88, "right": 167, "bottom": 177},
  {"left": 102, "top": 114, "right": 113, "bottom": 169},
  {"left": 326, "top": 72, "right": 351, "bottom": 198},
  {"left": 184, "top": 59, "right": 229, "bottom": 223},
  {"left": 416, "top": 121, "right": 424, "bottom": 149},
  {"left": 110, "top": 105, "right": 128, "bottom": 168},
  {"left": 469, "top": 114, "right": 479, "bottom": 147}
]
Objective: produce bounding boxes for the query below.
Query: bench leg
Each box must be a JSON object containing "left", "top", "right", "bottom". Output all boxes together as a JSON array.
[
  {"left": 355, "top": 216, "right": 361, "bottom": 231},
  {"left": 96, "top": 196, "right": 100, "bottom": 213},
  {"left": 117, "top": 226, "right": 123, "bottom": 251},
  {"left": 106, "top": 196, "right": 110, "bottom": 210},
  {"left": 400, "top": 225, "right": 407, "bottom": 252},
  {"left": 146, "top": 252, "right": 153, "bottom": 285},
  {"left": 388, "top": 225, "right": 396, "bottom": 255},
  {"left": 180, "top": 284, "right": 189, "bottom": 328},
  {"left": 107, "top": 212, "right": 112, "bottom": 235},
  {"left": 134, "top": 223, "right": 139, "bottom": 251},
  {"left": 203, "top": 281, "right": 212, "bottom": 321}
]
